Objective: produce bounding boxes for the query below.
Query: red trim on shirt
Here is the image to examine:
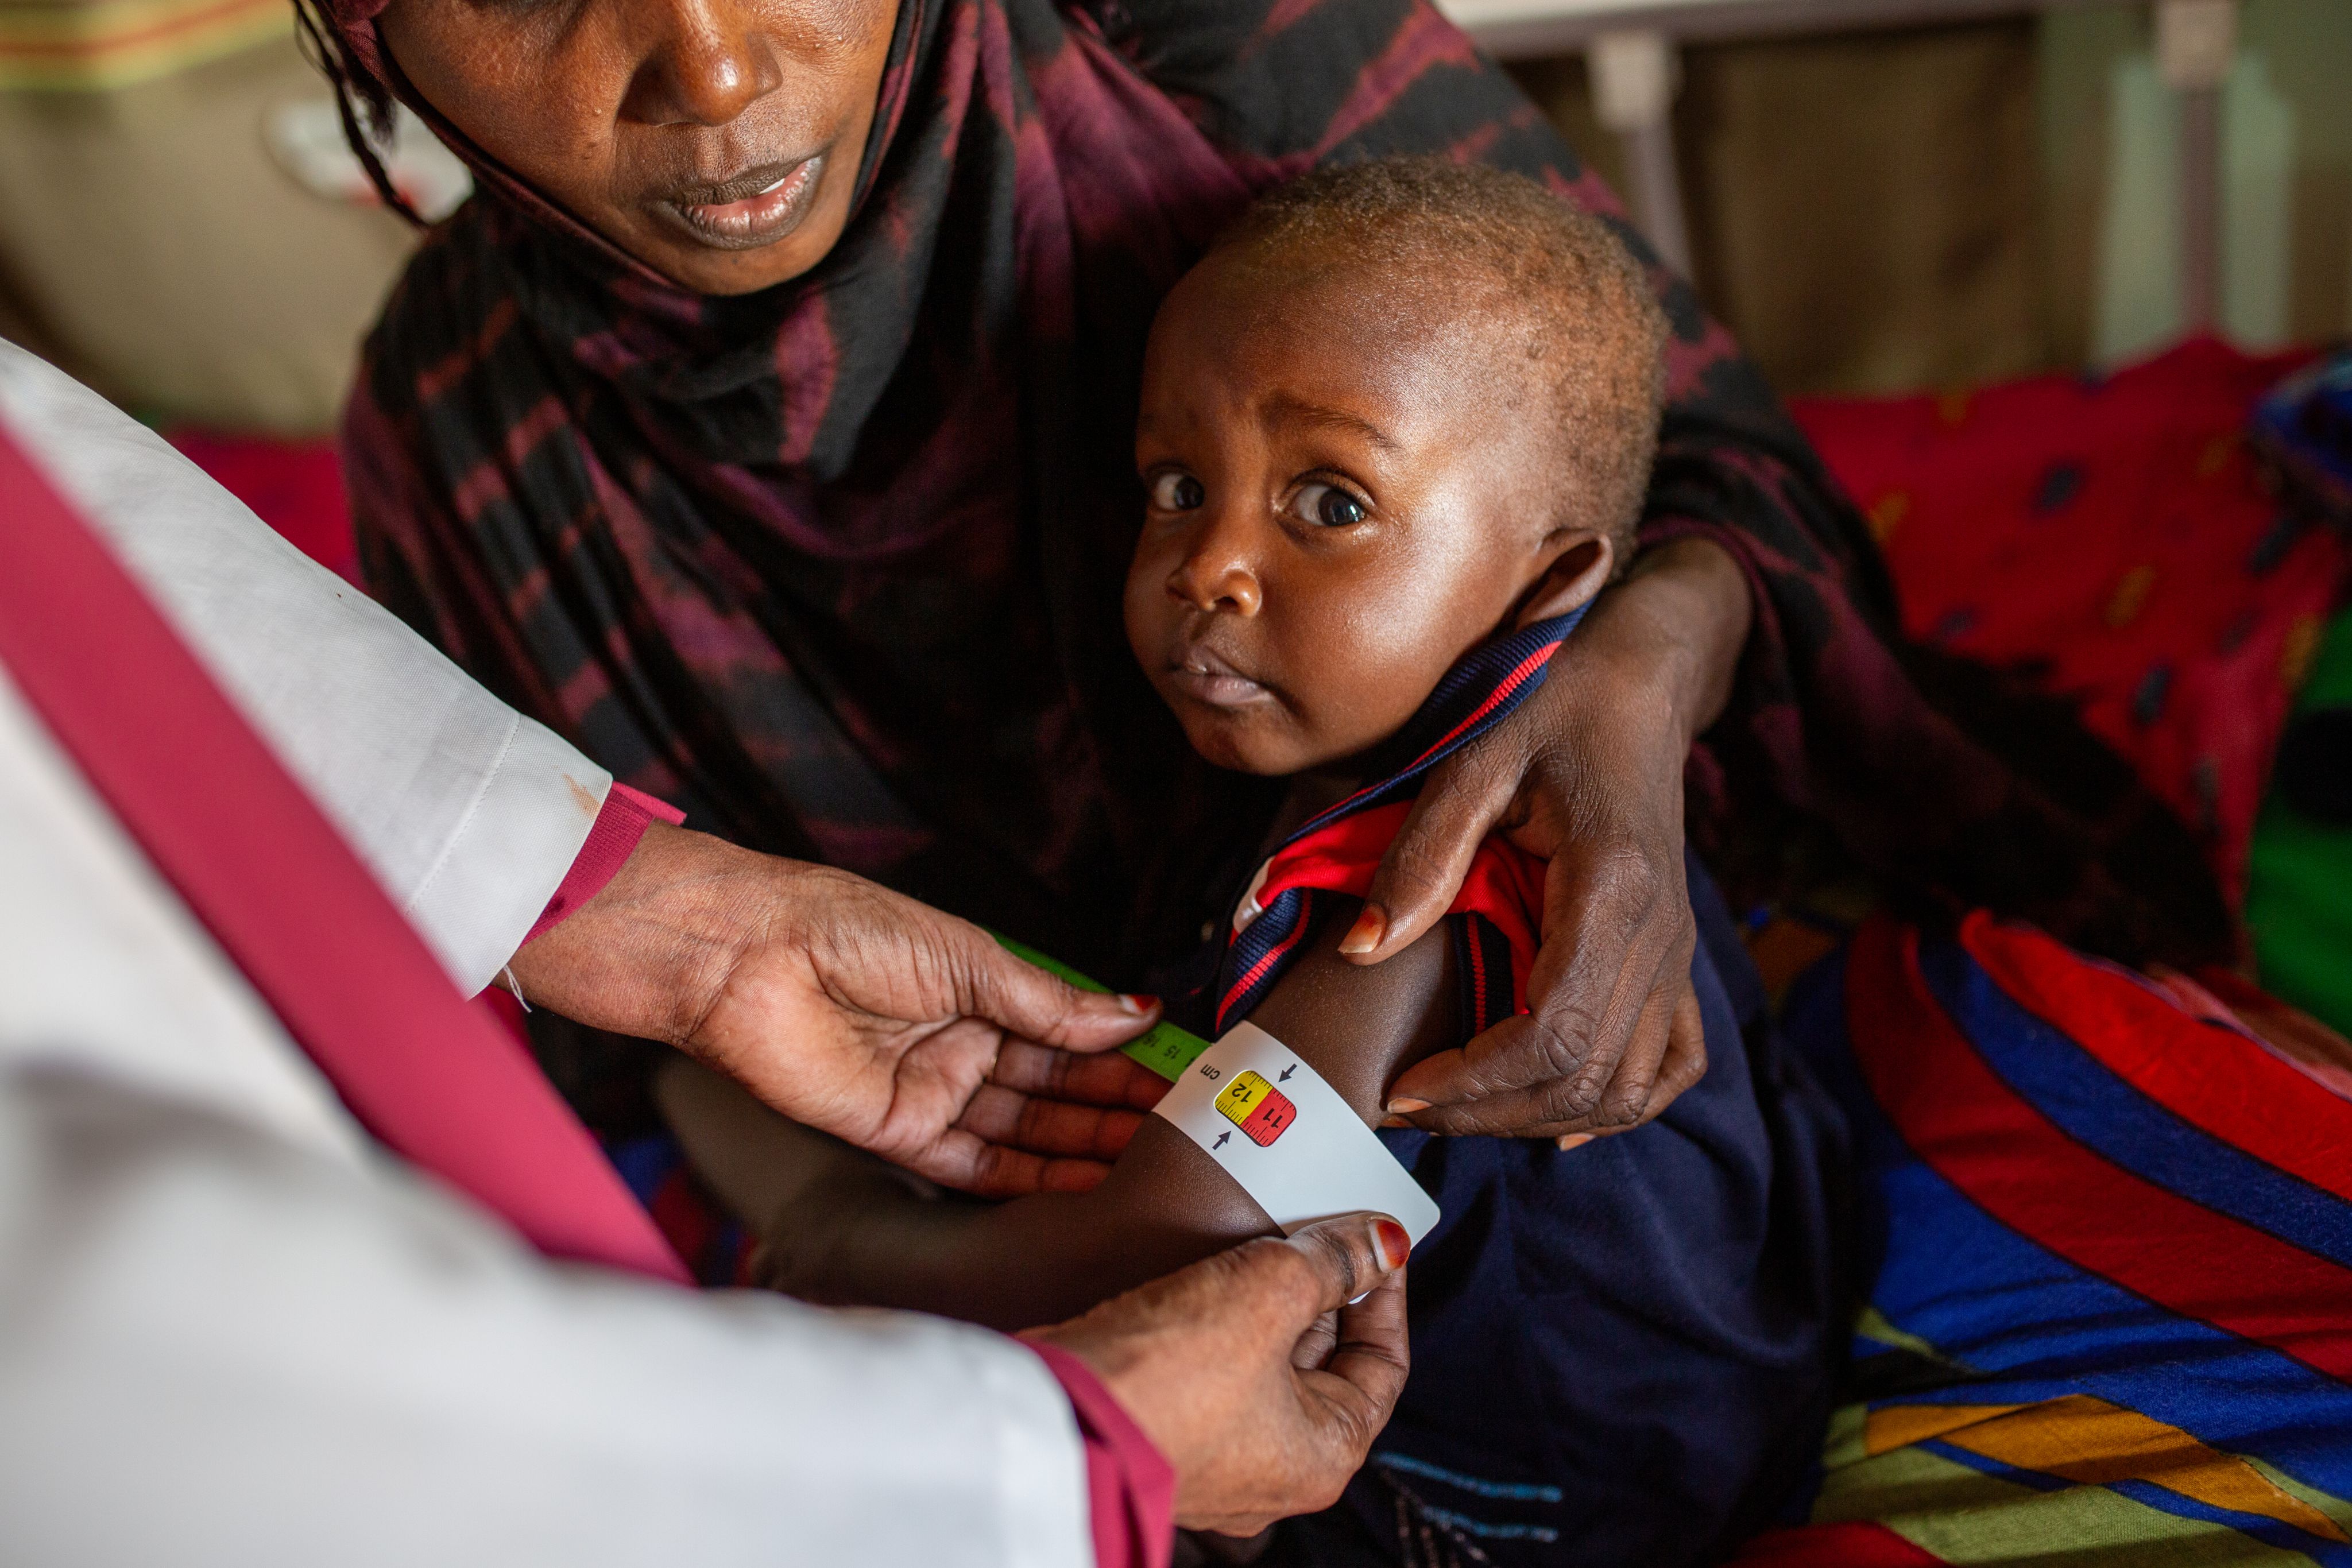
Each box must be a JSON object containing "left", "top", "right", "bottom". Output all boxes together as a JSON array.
[
  {"left": 1218, "top": 901, "right": 1317, "bottom": 1021},
  {"left": 1027, "top": 1343, "right": 1176, "bottom": 1568},
  {"left": 1248, "top": 803, "right": 1546, "bottom": 1015},
  {"left": 1416, "top": 641, "right": 1560, "bottom": 762},
  {"left": 1282, "top": 640, "right": 1565, "bottom": 844},
  {"left": 522, "top": 781, "right": 687, "bottom": 947}
]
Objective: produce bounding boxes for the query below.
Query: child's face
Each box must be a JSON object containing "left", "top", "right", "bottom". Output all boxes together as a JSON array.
[{"left": 1125, "top": 244, "right": 1611, "bottom": 776}]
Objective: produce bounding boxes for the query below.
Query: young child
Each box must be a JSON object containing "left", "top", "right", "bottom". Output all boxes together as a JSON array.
[{"left": 666, "top": 158, "right": 1846, "bottom": 1568}]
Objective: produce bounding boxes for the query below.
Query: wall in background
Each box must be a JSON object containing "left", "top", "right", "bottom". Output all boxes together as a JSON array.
[
  {"left": 1515, "top": 0, "right": 2352, "bottom": 398},
  {"left": 2044, "top": 0, "right": 2352, "bottom": 365},
  {"left": 1678, "top": 18, "right": 2048, "bottom": 396},
  {"left": 1513, "top": 20, "right": 2054, "bottom": 396},
  {"left": 2, "top": 0, "right": 2346, "bottom": 423},
  {"left": 0, "top": 14, "right": 417, "bottom": 435}
]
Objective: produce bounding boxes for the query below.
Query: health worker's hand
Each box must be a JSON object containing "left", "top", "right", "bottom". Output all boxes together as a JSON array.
[
  {"left": 1027, "top": 1212, "right": 1413, "bottom": 1536},
  {"left": 509, "top": 826, "right": 1167, "bottom": 1196},
  {"left": 1347, "top": 537, "right": 1751, "bottom": 1142}
]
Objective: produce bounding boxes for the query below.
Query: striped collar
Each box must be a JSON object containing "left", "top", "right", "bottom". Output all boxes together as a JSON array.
[{"left": 1210, "top": 602, "right": 1588, "bottom": 1031}]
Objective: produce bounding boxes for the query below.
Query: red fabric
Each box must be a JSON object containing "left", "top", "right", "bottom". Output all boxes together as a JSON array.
[
  {"left": 2189, "top": 965, "right": 2352, "bottom": 1105},
  {"left": 1845, "top": 916, "right": 2352, "bottom": 1384},
  {"left": 0, "top": 424, "right": 688, "bottom": 1286},
  {"left": 1026, "top": 1343, "right": 1177, "bottom": 1568},
  {"left": 1958, "top": 913, "right": 2352, "bottom": 1199},
  {"left": 1248, "top": 803, "right": 1546, "bottom": 1012},
  {"left": 521, "top": 780, "right": 687, "bottom": 948},
  {"left": 1790, "top": 338, "right": 2349, "bottom": 898},
  {"left": 168, "top": 431, "right": 358, "bottom": 584},
  {"left": 1729, "top": 1522, "right": 1946, "bottom": 1566}
]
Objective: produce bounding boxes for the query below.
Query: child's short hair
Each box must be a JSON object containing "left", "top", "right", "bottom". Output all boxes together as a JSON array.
[{"left": 1213, "top": 156, "right": 1668, "bottom": 549}]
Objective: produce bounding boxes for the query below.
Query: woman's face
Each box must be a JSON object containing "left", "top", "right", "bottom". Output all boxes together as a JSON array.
[{"left": 377, "top": 0, "right": 898, "bottom": 295}]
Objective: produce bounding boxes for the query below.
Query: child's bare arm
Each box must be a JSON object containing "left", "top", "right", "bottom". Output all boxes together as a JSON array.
[{"left": 664, "top": 897, "right": 1457, "bottom": 1331}]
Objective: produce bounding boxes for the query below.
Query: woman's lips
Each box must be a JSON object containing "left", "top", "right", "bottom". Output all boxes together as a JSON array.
[
  {"left": 655, "top": 156, "right": 825, "bottom": 250},
  {"left": 1167, "top": 648, "right": 1274, "bottom": 710}
]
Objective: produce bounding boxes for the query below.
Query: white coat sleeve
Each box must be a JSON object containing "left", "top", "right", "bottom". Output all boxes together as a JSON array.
[
  {"left": 0, "top": 344, "right": 1098, "bottom": 1568},
  {"left": 0, "top": 1051, "right": 1092, "bottom": 1568},
  {"left": 0, "top": 337, "right": 601, "bottom": 996}
]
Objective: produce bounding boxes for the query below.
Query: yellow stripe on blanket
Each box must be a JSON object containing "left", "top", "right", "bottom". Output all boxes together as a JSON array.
[
  {"left": 0, "top": 0, "right": 288, "bottom": 92},
  {"left": 1816, "top": 1439, "right": 2326, "bottom": 1567},
  {"left": 1864, "top": 1395, "right": 2350, "bottom": 1544}
]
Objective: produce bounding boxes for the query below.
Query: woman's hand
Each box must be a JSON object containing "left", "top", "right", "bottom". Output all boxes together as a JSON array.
[
  {"left": 1349, "top": 537, "right": 1752, "bottom": 1140},
  {"left": 509, "top": 825, "right": 1167, "bottom": 1196},
  {"left": 1027, "top": 1213, "right": 1413, "bottom": 1535}
]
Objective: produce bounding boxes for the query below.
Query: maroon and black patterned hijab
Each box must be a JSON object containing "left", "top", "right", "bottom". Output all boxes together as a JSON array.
[{"left": 324, "top": 0, "right": 2230, "bottom": 981}]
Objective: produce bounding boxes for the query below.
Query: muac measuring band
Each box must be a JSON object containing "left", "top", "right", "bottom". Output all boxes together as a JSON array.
[
  {"left": 994, "top": 936, "right": 1441, "bottom": 1244},
  {"left": 991, "top": 934, "right": 1213, "bottom": 1082}
]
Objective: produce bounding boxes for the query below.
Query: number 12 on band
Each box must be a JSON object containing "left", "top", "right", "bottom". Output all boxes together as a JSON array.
[{"left": 1214, "top": 1070, "right": 1296, "bottom": 1147}]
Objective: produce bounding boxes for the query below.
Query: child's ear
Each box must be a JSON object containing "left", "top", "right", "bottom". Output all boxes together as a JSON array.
[{"left": 1511, "top": 530, "right": 1616, "bottom": 630}]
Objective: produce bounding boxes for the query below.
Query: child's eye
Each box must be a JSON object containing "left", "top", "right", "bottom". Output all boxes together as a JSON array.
[
  {"left": 1151, "top": 471, "right": 1206, "bottom": 512},
  {"left": 1289, "top": 482, "right": 1368, "bottom": 529}
]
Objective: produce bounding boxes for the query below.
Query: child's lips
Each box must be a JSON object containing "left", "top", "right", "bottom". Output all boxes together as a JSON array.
[{"left": 1169, "top": 648, "right": 1274, "bottom": 709}]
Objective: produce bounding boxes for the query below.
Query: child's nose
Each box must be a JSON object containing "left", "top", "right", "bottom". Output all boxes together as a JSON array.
[
  {"left": 1166, "top": 527, "right": 1263, "bottom": 617},
  {"left": 620, "top": 0, "right": 782, "bottom": 127}
]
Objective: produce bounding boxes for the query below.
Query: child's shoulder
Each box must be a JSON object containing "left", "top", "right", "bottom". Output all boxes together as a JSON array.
[
  {"left": 1248, "top": 802, "right": 1538, "bottom": 922},
  {"left": 1233, "top": 802, "right": 1543, "bottom": 1023}
]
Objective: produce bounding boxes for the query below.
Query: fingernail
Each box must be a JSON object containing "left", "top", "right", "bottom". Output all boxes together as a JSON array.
[
  {"left": 1374, "top": 1218, "right": 1411, "bottom": 1271},
  {"left": 1117, "top": 993, "right": 1158, "bottom": 1016},
  {"left": 1386, "top": 1097, "right": 1430, "bottom": 1116},
  {"left": 1378, "top": 1115, "right": 1411, "bottom": 1129},
  {"left": 1338, "top": 905, "right": 1387, "bottom": 956},
  {"left": 1556, "top": 1133, "right": 1594, "bottom": 1152}
]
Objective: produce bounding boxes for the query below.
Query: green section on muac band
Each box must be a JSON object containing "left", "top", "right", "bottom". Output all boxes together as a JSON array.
[{"left": 989, "top": 933, "right": 1212, "bottom": 1082}]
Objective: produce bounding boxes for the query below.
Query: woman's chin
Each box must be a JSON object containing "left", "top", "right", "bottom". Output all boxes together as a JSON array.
[{"left": 622, "top": 194, "right": 852, "bottom": 297}]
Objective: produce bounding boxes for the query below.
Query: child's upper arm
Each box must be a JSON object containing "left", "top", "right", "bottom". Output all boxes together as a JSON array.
[
  {"left": 725, "top": 897, "right": 1459, "bottom": 1331},
  {"left": 1237, "top": 895, "right": 1462, "bottom": 1120}
]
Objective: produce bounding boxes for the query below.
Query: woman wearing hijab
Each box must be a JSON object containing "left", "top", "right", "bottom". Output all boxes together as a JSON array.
[
  {"left": 315, "top": 0, "right": 2226, "bottom": 1112},
  {"left": 316, "top": 0, "right": 2225, "bottom": 1127},
  {"left": 300, "top": 0, "right": 2233, "bottom": 1554}
]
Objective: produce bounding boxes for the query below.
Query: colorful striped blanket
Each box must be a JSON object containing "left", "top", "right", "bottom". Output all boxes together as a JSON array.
[{"left": 1741, "top": 912, "right": 2352, "bottom": 1566}]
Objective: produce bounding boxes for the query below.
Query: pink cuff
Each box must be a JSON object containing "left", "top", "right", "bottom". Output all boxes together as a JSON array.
[
  {"left": 521, "top": 781, "right": 686, "bottom": 948},
  {"left": 1027, "top": 1342, "right": 1177, "bottom": 1568}
]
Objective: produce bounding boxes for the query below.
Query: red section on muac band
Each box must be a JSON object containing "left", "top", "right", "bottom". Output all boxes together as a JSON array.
[
  {"left": 1240, "top": 1090, "right": 1295, "bottom": 1147},
  {"left": 1216, "top": 1070, "right": 1298, "bottom": 1147}
]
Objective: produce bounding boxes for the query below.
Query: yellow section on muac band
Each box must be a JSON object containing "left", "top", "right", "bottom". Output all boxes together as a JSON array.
[{"left": 1216, "top": 1071, "right": 1273, "bottom": 1123}]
